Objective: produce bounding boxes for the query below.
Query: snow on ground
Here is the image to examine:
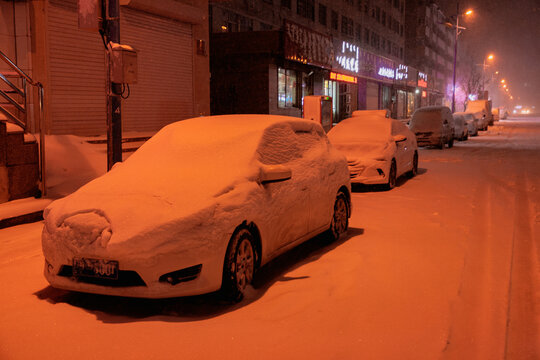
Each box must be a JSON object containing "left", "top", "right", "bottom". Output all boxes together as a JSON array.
[{"left": 1, "top": 117, "right": 539, "bottom": 359}]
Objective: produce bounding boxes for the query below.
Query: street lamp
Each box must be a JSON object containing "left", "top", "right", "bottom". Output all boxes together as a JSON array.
[
  {"left": 449, "top": 4, "right": 473, "bottom": 113},
  {"left": 481, "top": 53, "right": 495, "bottom": 96}
]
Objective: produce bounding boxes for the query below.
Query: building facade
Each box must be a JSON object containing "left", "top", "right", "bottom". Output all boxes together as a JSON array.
[
  {"left": 210, "top": 0, "right": 429, "bottom": 121},
  {"left": 404, "top": 0, "right": 455, "bottom": 108},
  {"left": 1, "top": 0, "right": 210, "bottom": 136}
]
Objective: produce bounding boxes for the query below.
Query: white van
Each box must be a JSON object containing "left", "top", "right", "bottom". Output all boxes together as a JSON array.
[{"left": 409, "top": 106, "right": 455, "bottom": 149}]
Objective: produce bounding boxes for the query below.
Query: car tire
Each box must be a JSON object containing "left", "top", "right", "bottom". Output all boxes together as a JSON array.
[
  {"left": 438, "top": 138, "right": 445, "bottom": 150},
  {"left": 386, "top": 159, "right": 397, "bottom": 190},
  {"left": 328, "top": 192, "right": 349, "bottom": 242},
  {"left": 222, "top": 228, "right": 256, "bottom": 302},
  {"left": 407, "top": 151, "right": 418, "bottom": 178},
  {"left": 447, "top": 136, "right": 454, "bottom": 148},
  {"left": 464, "top": 132, "right": 468, "bottom": 141}
]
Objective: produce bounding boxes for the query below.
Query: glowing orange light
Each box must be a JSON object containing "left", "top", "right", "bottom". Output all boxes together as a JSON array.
[
  {"left": 465, "top": 9, "right": 473, "bottom": 15},
  {"left": 422, "top": 91, "right": 427, "bottom": 98},
  {"left": 487, "top": 54, "right": 494, "bottom": 60},
  {"left": 330, "top": 72, "right": 357, "bottom": 84}
]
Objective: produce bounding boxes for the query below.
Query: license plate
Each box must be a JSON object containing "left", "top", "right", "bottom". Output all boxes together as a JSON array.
[{"left": 73, "top": 258, "right": 119, "bottom": 280}]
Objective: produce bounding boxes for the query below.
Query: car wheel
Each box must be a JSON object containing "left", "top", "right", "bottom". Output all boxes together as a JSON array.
[
  {"left": 328, "top": 192, "right": 349, "bottom": 241},
  {"left": 386, "top": 159, "right": 397, "bottom": 190},
  {"left": 407, "top": 151, "right": 418, "bottom": 178},
  {"left": 447, "top": 136, "right": 454, "bottom": 148},
  {"left": 464, "top": 132, "right": 468, "bottom": 141},
  {"left": 222, "top": 228, "right": 256, "bottom": 302},
  {"left": 438, "top": 137, "right": 445, "bottom": 149}
]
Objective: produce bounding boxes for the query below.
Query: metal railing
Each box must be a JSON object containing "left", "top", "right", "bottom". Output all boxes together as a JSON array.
[{"left": 0, "top": 49, "right": 46, "bottom": 197}]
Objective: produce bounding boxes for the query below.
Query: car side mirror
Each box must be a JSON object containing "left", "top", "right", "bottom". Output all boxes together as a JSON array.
[
  {"left": 260, "top": 164, "right": 292, "bottom": 184},
  {"left": 393, "top": 134, "right": 407, "bottom": 142}
]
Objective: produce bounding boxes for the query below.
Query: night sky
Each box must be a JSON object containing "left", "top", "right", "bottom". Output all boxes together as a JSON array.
[{"left": 439, "top": 0, "right": 540, "bottom": 109}]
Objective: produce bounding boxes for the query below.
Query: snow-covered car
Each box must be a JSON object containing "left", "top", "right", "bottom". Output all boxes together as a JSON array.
[
  {"left": 454, "top": 111, "right": 478, "bottom": 136},
  {"left": 409, "top": 106, "right": 455, "bottom": 149},
  {"left": 42, "top": 115, "right": 352, "bottom": 301},
  {"left": 452, "top": 113, "right": 469, "bottom": 141},
  {"left": 327, "top": 112, "right": 418, "bottom": 189}
]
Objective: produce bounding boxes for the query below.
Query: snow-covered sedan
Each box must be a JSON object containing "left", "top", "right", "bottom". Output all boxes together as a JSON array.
[
  {"left": 42, "top": 115, "right": 351, "bottom": 301},
  {"left": 327, "top": 112, "right": 418, "bottom": 190}
]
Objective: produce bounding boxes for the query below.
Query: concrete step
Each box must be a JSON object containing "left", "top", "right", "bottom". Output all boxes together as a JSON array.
[{"left": 0, "top": 120, "right": 40, "bottom": 203}]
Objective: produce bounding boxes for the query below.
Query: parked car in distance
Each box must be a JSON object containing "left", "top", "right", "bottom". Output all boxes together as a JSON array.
[
  {"left": 409, "top": 106, "right": 455, "bottom": 149},
  {"left": 466, "top": 99, "right": 493, "bottom": 127},
  {"left": 452, "top": 113, "right": 469, "bottom": 141},
  {"left": 454, "top": 112, "right": 478, "bottom": 136},
  {"left": 42, "top": 115, "right": 352, "bottom": 301},
  {"left": 327, "top": 112, "right": 418, "bottom": 190}
]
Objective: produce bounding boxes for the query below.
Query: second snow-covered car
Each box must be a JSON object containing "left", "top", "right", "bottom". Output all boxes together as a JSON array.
[
  {"left": 42, "top": 115, "right": 352, "bottom": 301},
  {"left": 327, "top": 112, "right": 418, "bottom": 190},
  {"left": 454, "top": 111, "right": 478, "bottom": 136},
  {"left": 410, "top": 106, "right": 455, "bottom": 149}
]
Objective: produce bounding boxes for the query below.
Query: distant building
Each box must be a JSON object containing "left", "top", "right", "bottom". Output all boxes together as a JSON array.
[{"left": 404, "top": 0, "right": 455, "bottom": 108}]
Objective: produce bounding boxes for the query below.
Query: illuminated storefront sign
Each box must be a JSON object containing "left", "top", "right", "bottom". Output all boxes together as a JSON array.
[
  {"left": 422, "top": 90, "right": 427, "bottom": 98},
  {"left": 330, "top": 71, "right": 357, "bottom": 84},
  {"left": 378, "top": 67, "right": 395, "bottom": 79},
  {"left": 418, "top": 72, "right": 428, "bottom": 88},
  {"left": 335, "top": 41, "right": 359, "bottom": 73},
  {"left": 395, "top": 64, "right": 408, "bottom": 81}
]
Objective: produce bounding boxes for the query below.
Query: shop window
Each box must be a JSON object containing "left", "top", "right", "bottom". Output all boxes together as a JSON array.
[
  {"left": 319, "top": 4, "right": 327, "bottom": 26},
  {"left": 278, "top": 68, "right": 298, "bottom": 108}
]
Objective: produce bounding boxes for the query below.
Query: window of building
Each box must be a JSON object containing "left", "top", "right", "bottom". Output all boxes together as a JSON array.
[
  {"left": 400, "top": 47, "right": 403, "bottom": 59},
  {"left": 331, "top": 10, "right": 339, "bottom": 30},
  {"left": 371, "top": 32, "right": 380, "bottom": 49},
  {"left": 375, "top": 6, "right": 381, "bottom": 22},
  {"left": 341, "top": 16, "right": 354, "bottom": 36},
  {"left": 355, "top": 24, "right": 362, "bottom": 42},
  {"left": 278, "top": 68, "right": 298, "bottom": 108},
  {"left": 364, "top": 28, "right": 370, "bottom": 44},
  {"left": 344, "top": 0, "right": 354, "bottom": 5},
  {"left": 297, "top": 0, "right": 315, "bottom": 20},
  {"left": 381, "top": 11, "right": 386, "bottom": 26},
  {"left": 281, "top": 0, "right": 291, "bottom": 9},
  {"left": 319, "top": 4, "right": 327, "bottom": 25}
]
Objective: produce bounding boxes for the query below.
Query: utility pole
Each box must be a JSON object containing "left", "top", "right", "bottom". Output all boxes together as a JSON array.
[
  {"left": 451, "top": 2, "right": 459, "bottom": 113},
  {"left": 104, "top": 0, "right": 122, "bottom": 171}
]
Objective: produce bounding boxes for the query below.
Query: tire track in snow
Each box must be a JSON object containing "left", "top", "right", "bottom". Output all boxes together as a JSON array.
[
  {"left": 504, "top": 173, "right": 540, "bottom": 359},
  {"left": 442, "top": 164, "right": 514, "bottom": 359}
]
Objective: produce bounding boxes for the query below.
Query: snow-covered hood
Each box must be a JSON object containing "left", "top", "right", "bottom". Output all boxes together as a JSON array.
[
  {"left": 43, "top": 115, "right": 309, "bottom": 248},
  {"left": 331, "top": 141, "right": 392, "bottom": 161}
]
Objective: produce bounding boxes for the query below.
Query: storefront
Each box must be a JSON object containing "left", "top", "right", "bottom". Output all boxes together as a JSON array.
[
  {"left": 211, "top": 21, "right": 331, "bottom": 118},
  {"left": 31, "top": 0, "right": 210, "bottom": 135}
]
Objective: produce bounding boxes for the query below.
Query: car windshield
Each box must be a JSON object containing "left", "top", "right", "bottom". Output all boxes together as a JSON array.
[
  {"left": 328, "top": 116, "right": 391, "bottom": 143},
  {"left": 411, "top": 111, "right": 443, "bottom": 131}
]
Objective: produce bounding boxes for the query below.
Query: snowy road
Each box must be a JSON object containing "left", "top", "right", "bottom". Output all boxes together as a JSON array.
[{"left": 1, "top": 117, "right": 539, "bottom": 360}]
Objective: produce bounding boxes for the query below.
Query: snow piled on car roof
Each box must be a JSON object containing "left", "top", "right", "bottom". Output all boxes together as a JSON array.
[{"left": 43, "top": 115, "right": 331, "bottom": 249}]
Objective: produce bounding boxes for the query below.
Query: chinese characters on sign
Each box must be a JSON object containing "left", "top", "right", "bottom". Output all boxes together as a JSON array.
[{"left": 284, "top": 21, "right": 333, "bottom": 69}]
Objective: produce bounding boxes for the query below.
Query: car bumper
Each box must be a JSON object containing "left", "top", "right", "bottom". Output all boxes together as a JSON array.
[
  {"left": 348, "top": 160, "right": 389, "bottom": 185},
  {"left": 42, "top": 228, "right": 227, "bottom": 298}
]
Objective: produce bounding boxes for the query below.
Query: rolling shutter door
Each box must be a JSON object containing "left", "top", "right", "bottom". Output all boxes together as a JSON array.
[
  {"left": 120, "top": 8, "right": 193, "bottom": 132},
  {"left": 47, "top": 0, "right": 106, "bottom": 135},
  {"left": 366, "top": 81, "right": 379, "bottom": 110}
]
